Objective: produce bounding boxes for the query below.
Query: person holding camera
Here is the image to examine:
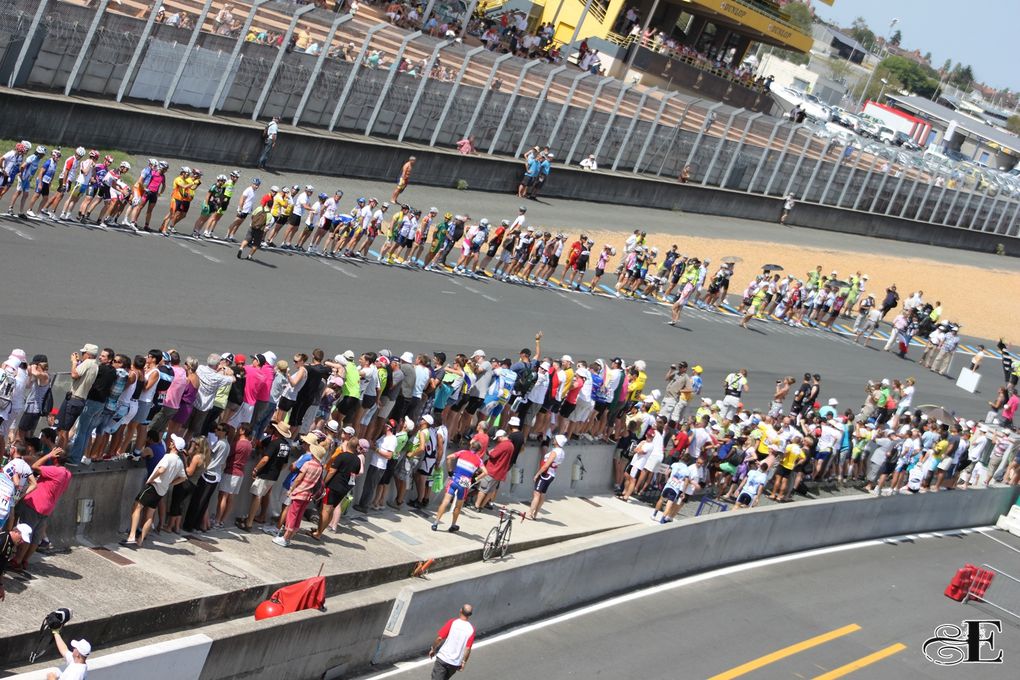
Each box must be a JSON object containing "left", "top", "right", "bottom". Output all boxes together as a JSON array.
[
  {"left": 0, "top": 523, "right": 31, "bottom": 601},
  {"left": 46, "top": 627, "right": 90, "bottom": 680}
]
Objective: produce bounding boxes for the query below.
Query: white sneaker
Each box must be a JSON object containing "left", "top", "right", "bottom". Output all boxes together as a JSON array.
[
  {"left": 26, "top": 210, "right": 37, "bottom": 218},
  {"left": 271, "top": 536, "right": 289, "bottom": 547}
]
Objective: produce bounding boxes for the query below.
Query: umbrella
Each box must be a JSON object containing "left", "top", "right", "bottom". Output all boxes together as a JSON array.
[
  {"left": 918, "top": 404, "right": 955, "bottom": 424},
  {"left": 828, "top": 279, "right": 850, "bottom": 289},
  {"left": 761, "top": 264, "right": 784, "bottom": 272},
  {"left": 721, "top": 256, "right": 742, "bottom": 264}
]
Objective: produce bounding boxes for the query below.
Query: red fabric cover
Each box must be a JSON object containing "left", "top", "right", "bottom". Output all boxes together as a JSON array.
[{"left": 270, "top": 575, "right": 326, "bottom": 614}]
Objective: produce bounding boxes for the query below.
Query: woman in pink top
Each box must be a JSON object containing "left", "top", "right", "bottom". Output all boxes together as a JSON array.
[{"left": 274, "top": 445, "right": 324, "bottom": 547}]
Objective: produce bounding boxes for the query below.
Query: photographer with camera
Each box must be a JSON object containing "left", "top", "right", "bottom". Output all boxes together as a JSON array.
[
  {"left": 0, "top": 523, "right": 32, "bottom": 601},
  {"left": 46, "top": 622, "right": 90, "bottom": 680}
]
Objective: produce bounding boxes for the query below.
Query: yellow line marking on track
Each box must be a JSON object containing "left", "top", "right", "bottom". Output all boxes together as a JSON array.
[
  {"left": 810, "top": 643, "right": 907, "bottom": 679},
  {"left": 707, "top": 624, "right": 862, "bottom": 680}
]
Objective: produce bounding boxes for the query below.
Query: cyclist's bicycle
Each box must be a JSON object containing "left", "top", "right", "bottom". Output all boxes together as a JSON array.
[{"left": 482, "top": 505, "right": 526, "bottom": 561}]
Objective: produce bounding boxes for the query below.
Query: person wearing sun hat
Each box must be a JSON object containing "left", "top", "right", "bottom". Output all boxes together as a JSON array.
[{"left": 235, "top": 421, "right": 294, "bottom": 531}]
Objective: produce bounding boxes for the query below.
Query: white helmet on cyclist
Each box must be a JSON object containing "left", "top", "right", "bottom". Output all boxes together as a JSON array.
[
  {"left": 119, "top": 161, "right": 131, "bottom": 171},
  {"left": 75, "top": 147, "right": 86, "bottom": 157},
  {"left": 35, "top": 145, "right": 46, "bottom": 155}
]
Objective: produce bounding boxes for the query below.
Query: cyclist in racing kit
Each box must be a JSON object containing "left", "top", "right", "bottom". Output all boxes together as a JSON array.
[
  {"left": 160, "top": 166, "right": 200, "bottom": 236},
  {"left": 308, "top": 188, "right": 341, "bottom": 254},
  {"left": 94, "top": 160, "right": 131, "bottom": 227},
  {"left": 527, "top": 433, "right": 565, "bottom": 520},
  {"left": 431, "top": 440, "right": 487, "bottom": 533},
  {"left": 78, "top": 155, "right": 114, "bottom": 224},
  {"left": 22, "top": 148, "right": 61, "bottom": 219},
  {"left": 422, "top": 212, "right": 451, "bottom": 270},
  {"left": 192, "top": 174, "right": 230, "bottom": 238},
  {"left": 4, "top": 144, "right": 45, "bottom": 218},
  {"left": 224, "top": 176, "right": 262, "bottom": 242},
  {"left": 0, "top": 140, "right": 29, "bottom": 205},
  {"left": 59, "top": 148, "right": 97, "bottom": 221},
  {"left": 127, "top": 159, "right": 167, "bottom": 232},
  {"left": 42, "top": 146, "right": 82, "bottom": 218},
  {"left": 199, "top": 169, "right": 239, "bottom": 239}
]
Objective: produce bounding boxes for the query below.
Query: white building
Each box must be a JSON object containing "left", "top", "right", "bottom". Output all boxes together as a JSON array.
[{"left": 755, "top": 53, "right": 846, "bottom": 106}]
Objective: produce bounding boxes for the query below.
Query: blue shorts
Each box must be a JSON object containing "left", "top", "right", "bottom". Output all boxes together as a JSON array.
[
  {"left": 446, "top": 477, "right": 471, "bottom": 501},
  {"left": 18, "top": 177, "right": 31, "bottom": 192},
  {"left": 661, "top": 487, "right": 681, "bottom": 502},
  {"left": 814, "top": 450, "right": 832, "bottom": 461}
]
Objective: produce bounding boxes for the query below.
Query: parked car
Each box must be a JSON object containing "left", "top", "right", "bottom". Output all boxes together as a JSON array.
[
  {"left": 877, "top": 126, "right": 896, "bottom": 144},
  {"left": 857, "top": 118, "right": 881, "bottom": 139},
  {"left": 799, "top": 93, "right": 832, "bottom": 122},
  {"left": 892, "top": 131, "right": 921, "bottom": 151}
]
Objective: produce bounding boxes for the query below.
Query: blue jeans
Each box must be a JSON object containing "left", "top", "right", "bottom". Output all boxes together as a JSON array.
[
  {"left": 69, "top": 399, "right": 105, "bottom": 463},
  {"left": 257, "top": 141, "right": 274, "bottom": 168}
]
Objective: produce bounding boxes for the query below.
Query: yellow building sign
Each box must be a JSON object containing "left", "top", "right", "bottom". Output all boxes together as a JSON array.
[{"left": 689, "top": 0, "right": 814, "bottom": 53}]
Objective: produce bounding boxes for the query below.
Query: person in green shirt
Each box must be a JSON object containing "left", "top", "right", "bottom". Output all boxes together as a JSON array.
[{"left": 423, "top": 213, "right": 451, "bottom": 270}]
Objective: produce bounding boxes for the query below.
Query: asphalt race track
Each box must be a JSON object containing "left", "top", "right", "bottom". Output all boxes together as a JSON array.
[
  {"left": 0, "top": 201, "right": 996, "bottom": 419},
  {"left": 363, "top": 528, "right": 1020, "bottom": 680}
]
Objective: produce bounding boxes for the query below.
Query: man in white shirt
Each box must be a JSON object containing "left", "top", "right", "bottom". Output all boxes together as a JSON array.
[
  {"left": 225, "top": 177, "right": 261, "bottom": 242},
  {"left": 580, "top": 154, "right": 598, "bottom": 171},
  {"left": 429, "top": 604, "right": 476, "bottom": 678},
  {"left": 257, "top": 117, "right": 279, "bottom": 169},
  {"left": 45, "top": 630, "right": 90, "bottom": 680}
]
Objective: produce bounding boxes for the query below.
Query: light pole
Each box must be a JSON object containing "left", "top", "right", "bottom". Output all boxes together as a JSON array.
[
  {"left": 856, "top": 17, "right": 898, "bottom": 109},
  {"left": 878, "top": 77, "right": 889, "bottom": 102}
]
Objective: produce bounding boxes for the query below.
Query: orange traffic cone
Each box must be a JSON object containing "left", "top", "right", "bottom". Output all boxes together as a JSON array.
[{"left": 944, "top": 564, "right": 976, "bottom": 601}]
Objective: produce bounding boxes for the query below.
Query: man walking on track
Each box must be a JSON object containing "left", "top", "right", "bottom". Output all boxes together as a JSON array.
[
  {"left": 429, "top": 604, "right": 476, "bottom": 679},
  {"left": 392, "top": 156, "right": 416, "bottom": 203}
]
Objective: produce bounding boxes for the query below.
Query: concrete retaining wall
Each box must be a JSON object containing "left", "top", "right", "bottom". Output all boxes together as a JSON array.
[
  {"left": 1, "top": 89, "right": 1012, "bottom": 255},
  {"left": 373, "top": 485, "right": 1020, "bottom": 665},
  {"left": 10, "top": 635, "right": 212, "bottom": 680},
  {"left": 11, "top": 487, "right": 1016, "bottom": 678}
]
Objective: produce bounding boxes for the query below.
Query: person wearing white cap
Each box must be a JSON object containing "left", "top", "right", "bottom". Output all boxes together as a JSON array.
[
  {"left": 0, "top": 523, "right": 32, "bottom": 600},
  {"left": 527, "top": 434, "right": 566, "bottom": 520},
  {"left": 120, "top": 434, "right": 187, "bottom": 547},
  {"left": 46, "top": 627, "right": 90, "bottom": 680},
  {"left": 408, "top": 413, "right": 438, "bottom": 509}
]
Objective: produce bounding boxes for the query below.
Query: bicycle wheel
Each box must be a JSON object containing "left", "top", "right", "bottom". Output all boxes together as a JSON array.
[
  {"left": 499, "top": 520, "right": 512, "bottom": 557},
  {"left": 482, "top": 527, "right": 499, "bottom": 561}
]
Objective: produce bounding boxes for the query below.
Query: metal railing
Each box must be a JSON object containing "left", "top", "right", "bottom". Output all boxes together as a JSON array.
[{"left": 4, "top": 0, "right": 1019, "bottom": 238}]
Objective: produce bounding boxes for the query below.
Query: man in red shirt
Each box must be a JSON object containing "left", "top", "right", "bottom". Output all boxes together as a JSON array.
[
  {"left": 429, "top": 604, "right": 476, "bottom": 679},
  {"left": 474, "top": 430, "right": 513, "bottom": 510},
  {"left": 11, "top": 449, "right": 71, "bottom": 571}
]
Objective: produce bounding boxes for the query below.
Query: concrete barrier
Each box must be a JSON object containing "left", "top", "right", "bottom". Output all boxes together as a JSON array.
[
  {"left": 373, "top": 485, "right": 1020, "bottom": 665},
  {"left": 0, "top": 90, "right": 1013, "bottom": 256},
  {"left": 195, "top": 588, "right": 395, "bottom": 680},
  {"left": 10, "top": 634, "right": 212, "bottom": 680},
  {"left": 10, "top": 487, "right": 1015, "bottom": 678},
  {"left": 0, "top": 443, "right": 613, "bottom": 669}
]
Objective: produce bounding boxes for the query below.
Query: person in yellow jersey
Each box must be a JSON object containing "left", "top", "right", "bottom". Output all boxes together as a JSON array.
[
  {"left": 159, "top": 166, "right": 201, "bottom": 236},
  {"left": 264, "top": 185, "right": 293, "bottom": 247},
  {"left": 770, "top": 435, "right": 804, "bottom": 502}
]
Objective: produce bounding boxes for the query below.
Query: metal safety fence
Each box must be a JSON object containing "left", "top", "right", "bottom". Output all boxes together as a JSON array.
[{"left": 3, "top": 0, "right": 1019, "bottom": 238}]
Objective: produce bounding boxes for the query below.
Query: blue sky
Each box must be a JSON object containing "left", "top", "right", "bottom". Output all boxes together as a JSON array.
[{"left": 810, "top": 0, "right": 1015, "bottom": 91}]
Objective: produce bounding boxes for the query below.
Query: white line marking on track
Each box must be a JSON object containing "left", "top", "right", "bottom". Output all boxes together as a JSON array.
[
  {"left": 173, "top": 240, "right": 221, "bottom": 263},
  {"left": 360, "top": 526, "right": 996, "bottom": 679},
  {"left": 0, "top": 222, "right": 33, "bottom": 240},
  {"left": 319, "top": 259, "right": 358, "bottom": 278}
]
